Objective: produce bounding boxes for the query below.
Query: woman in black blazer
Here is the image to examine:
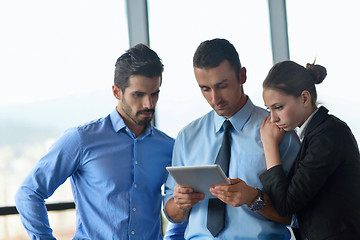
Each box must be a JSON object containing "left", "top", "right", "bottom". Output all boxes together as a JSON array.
[{"left": 259, "top": 60, "right": 360, "bottom": 240}]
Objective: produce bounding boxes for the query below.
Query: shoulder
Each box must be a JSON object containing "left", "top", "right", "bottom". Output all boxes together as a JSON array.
[
  {"left": 151, "top": 127, "right": 175, "bottom": 144},
  {"left": 247, "top": 104, "right": 269, "bottom": 124},
  {"left": 309, "top": 109, "right": 353, "bottom": 139},
  {"left": 77, "top": 115, "right": 109, "bottom": 133},
  {"left": 239, "top": 103, "right": 269, "bottom": 132},
  {"left": 325, "top": 114, "right": 352, "bottom": 133},
  {"left": 250, "top": 104, "right": 269, "bottom": 117},
  {"left": 61, "top": 115, "right": 110, "bottom": 145},
  {"left": 178, "top": 111, "right": 214, "bottom": 137},
  {"left": 304, "top": 109, "right": 358, "bottom": 154}
]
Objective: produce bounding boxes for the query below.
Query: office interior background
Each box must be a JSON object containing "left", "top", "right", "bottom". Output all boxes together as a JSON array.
[{"left": 1, "top": 0, "right": 359, "bottom": 239}]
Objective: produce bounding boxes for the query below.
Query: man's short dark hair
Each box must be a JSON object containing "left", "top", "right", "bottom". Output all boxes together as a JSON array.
[
  {"left": 114, "top": 44, "right": 164, "bottom": 91},
  {"left": 193, "top": 38, "right": 241, "bottom": 80}
]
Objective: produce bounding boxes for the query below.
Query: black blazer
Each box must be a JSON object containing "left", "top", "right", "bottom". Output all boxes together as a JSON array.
[{"left": 260, "top": 106, "right": 360, "bottom": 240}]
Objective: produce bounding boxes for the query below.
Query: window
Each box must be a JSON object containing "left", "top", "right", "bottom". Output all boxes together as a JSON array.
[
  {"left": 148, "top": 0, "right": 360, "bottom": 144},
  {"left": 0, "top": 0, "right": 127, "bottom": 238},
  {"left": 148, "top": 0, "right": 273, "bottom": 138},
  {"left": 287, "top": 0, "right": 360, "bottom": 143}
]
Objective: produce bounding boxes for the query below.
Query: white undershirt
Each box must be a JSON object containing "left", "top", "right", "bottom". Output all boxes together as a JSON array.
[{"left": 296, "top": 108, "right": 319, "bottom": 142}]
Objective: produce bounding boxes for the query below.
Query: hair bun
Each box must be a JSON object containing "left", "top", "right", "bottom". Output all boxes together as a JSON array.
[{"left": 306, "top": 63, "right": 327, "bottom": 84}]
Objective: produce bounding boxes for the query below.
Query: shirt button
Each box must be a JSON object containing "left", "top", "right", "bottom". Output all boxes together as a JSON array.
[
  {"left": 131, "top": 231, "right": 135, "bottom": 235},
  {"left": 133, "top": 207, "right": 136, "bottom": 211},
  {"left": 134, "top": 184, "right": 137, "bottom": 188},
  {"left": 135, "top": 161, "right": 138, "bottom": 164}
]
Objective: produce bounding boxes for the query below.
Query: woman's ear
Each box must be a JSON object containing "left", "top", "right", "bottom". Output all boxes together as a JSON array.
[{"left": 300, "top": 90, "right": 312, "bottom": 106}]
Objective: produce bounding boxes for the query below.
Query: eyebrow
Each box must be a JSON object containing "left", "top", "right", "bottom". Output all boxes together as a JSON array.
[
  {"left": 133, "top": 89, "right": 160, "bottom": 95},
  {"left": 268, "top": 102, "right": 282, "bottom": 108},
  {"left": 199, "top": 79, "right": 229, "bottom": 88}
]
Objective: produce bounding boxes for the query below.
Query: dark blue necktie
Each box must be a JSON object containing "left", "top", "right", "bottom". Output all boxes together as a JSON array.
[{"left": 207, "top": 120, "right": 232, "bottom": 237}]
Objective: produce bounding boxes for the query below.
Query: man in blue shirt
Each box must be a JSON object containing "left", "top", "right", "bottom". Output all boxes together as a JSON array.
[
  {"left": 15, "top": 44, "right": 174, "bottom": 240},
  {"left": 164, "top": 39, "right": 300, "bottom": 239}
]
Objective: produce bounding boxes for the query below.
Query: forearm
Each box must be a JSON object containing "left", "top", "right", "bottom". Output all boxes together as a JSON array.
[
  {"left": 263, "top": 143, "right": 282, "bottom": 170},
  {"left": 257, "top": 193, "right": 291, "bottom": 225},
  {"left": 165, "top": 197, "right": 191, "bottom": 223},
  {"left": 242, "top": 185, "right": 291, "bottom": 225},
  {"left": 15, "top": 187, "right": 55, "bottom": 239}
]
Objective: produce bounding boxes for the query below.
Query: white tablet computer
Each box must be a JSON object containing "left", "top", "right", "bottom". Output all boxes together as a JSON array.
[{"left": 166, "top": 164, "right": 230, "bottom": 198}]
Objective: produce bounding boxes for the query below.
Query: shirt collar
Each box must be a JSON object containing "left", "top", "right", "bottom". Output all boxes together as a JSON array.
[
  {"left": 214, "top": 97, "right": 254, "bottom": 133},
  {"left": 110, "top": 107, "right": 126, "bottom": 132},
  {"left": 296, "top": 107, "right": 319, "bottom": 142},
  {"left": 110, "top": 107, "right": 153, "bottom": 137}
]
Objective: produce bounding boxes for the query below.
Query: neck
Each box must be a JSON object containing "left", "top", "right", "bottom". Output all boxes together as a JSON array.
[
  {"left": 126, "top": 120, "right": 146, "bottom": 137},
  {"left": 232, "top": 94, "right": 248, "bottom": 117},
  {"left": 307, "top": 105, "right": 318, "bottom": 118},
  {"left": 299, "top": 105, "right": 318, "bottom": 128},
  {"left": 117, "top": 106, "right": 146, "bottom": 137}
]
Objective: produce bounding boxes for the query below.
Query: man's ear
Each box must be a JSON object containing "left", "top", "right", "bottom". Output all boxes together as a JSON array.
[
  {"left": 239, "top": 67, "right": 247, "bottom": 84},
  {"left": 112, "top": 84, "right": 122, "bottom": 100},
  {"left": 300, "top": 90, "right": 312, "bottom": 106}
]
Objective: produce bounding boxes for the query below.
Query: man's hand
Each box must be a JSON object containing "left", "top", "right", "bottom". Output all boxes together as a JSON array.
[
  {"left": 173, "top": 184, "right": 205, "bottom": 210},
  {"left": 209, "top": 179, "right": 292, "bottom": 224},
  {"left": 209, "top": 178, "right": 258, "bottom": 207},
  {"left": 165, "top": 184, "right": 204, "bottom": 223}
]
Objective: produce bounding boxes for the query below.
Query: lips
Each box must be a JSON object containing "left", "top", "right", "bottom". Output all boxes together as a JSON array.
[
  {"left": 276, "top": 124, "right": 286, "bottom": 129},
  {"left": 139, "top": 111, "right": 153, "bottom": 117},
  {"left": 138, "top": 109, "right": 154, "bottom": 114},
  {"left": 215, "top": 102, "right": 227, "bottom": 110},
  {"left": 216, "top": 105, "right": 226, "bottom": 110}
]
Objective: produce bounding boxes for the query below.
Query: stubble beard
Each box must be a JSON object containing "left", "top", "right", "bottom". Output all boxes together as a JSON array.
[{"left": 121, "top": 100, "right": 154, "bottom": 126}]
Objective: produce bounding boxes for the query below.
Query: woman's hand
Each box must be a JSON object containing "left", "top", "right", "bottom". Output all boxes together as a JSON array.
[
  {"left": 260, "top": 116, "right": 285, "bottom": 147},
  {"left": 260, "top": 116, "right": 284, "bottom": 169}
]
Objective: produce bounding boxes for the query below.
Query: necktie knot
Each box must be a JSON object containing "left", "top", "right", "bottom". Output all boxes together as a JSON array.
[
  {"left": 223, "top": 120, "right": 232, "bottom": 132},
  {"left": 222, "top": 120, "right": 232, "bottom": 138}
]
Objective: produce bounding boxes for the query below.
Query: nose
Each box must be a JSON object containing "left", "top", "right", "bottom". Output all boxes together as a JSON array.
[
  {"left": 143, "top": 95, "right": 154, "bottom": 109},
  {"left": 270, "top": 111, "right": 279, "bottom": 123},
  {"left": 211, "top": 90, "right": 221, "bottom": 105}
]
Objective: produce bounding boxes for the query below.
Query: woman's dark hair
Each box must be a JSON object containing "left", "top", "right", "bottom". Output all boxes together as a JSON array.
[
  {"left": 263, "top": 60, "right": 327, "bottom": 104},
  {"left": 193, "top": 38, "right": 242, "bottom": 81},
  {"left": 114, "top": 44, "right": 164, "bottom": 92}
]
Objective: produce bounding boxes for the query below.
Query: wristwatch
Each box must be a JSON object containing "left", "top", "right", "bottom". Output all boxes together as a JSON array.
[{"left": 249, "top": 188, "right": 264, "bottom": 212}]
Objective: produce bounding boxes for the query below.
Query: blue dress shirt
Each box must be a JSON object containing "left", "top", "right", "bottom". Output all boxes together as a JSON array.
[
  {"left": 164, "top": 98, "right": 300, "bottom": 240},
  {"left": 164, "top": 221, "right": 188, "bottom": 240},
  {"left": 15, "top": 108, "right": 174, "bottom": 240}
]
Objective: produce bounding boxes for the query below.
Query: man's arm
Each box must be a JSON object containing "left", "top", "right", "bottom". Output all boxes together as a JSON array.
[
  {"left": 15, "top": 186, "right": 56, "bottom": 239},
  {"left": 210, "top": 178, "right": 291, "bottom": 224},
  {"left": 163, "top": 220, "right": 188, "bottom": 240},
  {"left": 15, "top": 128, "right": 81, "bottom": 238}
]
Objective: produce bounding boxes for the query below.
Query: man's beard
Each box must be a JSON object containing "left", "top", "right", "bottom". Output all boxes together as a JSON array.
[{"left": 121, "top": 100, "right": 155, "bottom": 126}]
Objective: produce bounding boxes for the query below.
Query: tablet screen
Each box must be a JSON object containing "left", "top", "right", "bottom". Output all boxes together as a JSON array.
[{"left": 166, "top": 164, "right": 230, "bottom": 198}]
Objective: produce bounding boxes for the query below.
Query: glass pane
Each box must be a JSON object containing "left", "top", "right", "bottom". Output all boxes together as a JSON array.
[
  {"left": 0, "top": 0, "right": 128, "bottom": 238},
  {"left": 0, "top": 210, "right": 76, "bottom": 239},
  {"left": 287, "top": 0, "right": 360, "bottom": 142},
  {"left": 148, "top": 0, "right": 272, "bottom": 138}
]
